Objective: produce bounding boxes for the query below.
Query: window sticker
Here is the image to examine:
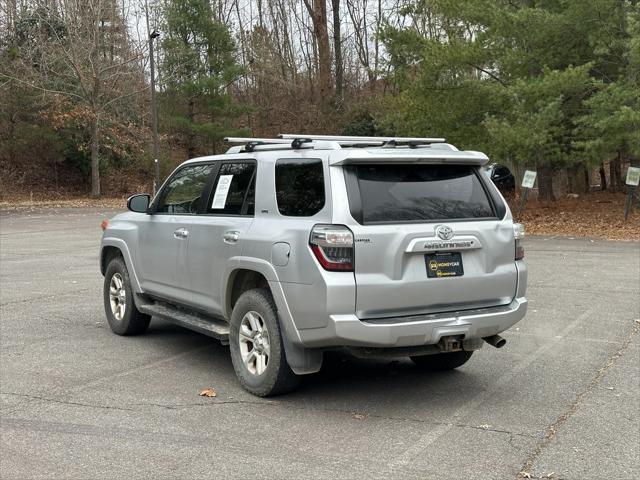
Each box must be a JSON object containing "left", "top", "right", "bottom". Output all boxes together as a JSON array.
[{"left": 211, "top": 175, "right": 234, "bottom": 209}]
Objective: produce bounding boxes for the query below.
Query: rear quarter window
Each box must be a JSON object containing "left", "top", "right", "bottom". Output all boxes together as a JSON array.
[
  {"left": 275, "top": 158, "right": 325, "bottom": 216},
  {"left": 346, "top": 164, "right": 495, "bottom": 223}
]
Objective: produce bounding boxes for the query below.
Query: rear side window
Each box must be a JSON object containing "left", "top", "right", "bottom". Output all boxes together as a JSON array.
[
  {"left": 208, "top": 162, "right": 256, "bottom": 215},
  {"left": 275, "top": 159, "right": 325, "bottom": 216},
  {"left": 347, "top": 164, "right": 494, "bottom": 223}
]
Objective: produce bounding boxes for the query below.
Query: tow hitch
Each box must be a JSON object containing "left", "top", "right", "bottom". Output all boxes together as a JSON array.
[{"left": 438, "top": 336, "right": 464, "bottom": 353}]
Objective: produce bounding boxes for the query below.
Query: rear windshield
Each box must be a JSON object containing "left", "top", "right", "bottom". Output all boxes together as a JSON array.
[{"left": 346, "top": 164, "right": 494, "bottom": 223}]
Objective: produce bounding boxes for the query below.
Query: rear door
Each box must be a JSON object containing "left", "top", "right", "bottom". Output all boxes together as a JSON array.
[
  {"left": 185, "top": 161, "right": 256, "bottom": 315},
  {"left": 342, "top": 163, "right": 516, "bottom": 319}
]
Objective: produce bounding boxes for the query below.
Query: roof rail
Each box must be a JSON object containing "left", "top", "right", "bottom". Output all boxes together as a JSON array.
[
  {"left": 278, "top": 134, "right": 446, "bottom": 144},
  {"left": 224, "top": 136, "right": 362, "bottom": 153},
  {"left": 224, "top": 137, "right": 312, "bottom": 153}
]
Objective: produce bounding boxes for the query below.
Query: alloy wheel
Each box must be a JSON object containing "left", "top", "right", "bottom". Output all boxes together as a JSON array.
[
  {"left": 109, "top": 273, "right": 126, "bottom": 321},
  {"left": 238, "top": 311, "right": 270, "bottom": 376}
]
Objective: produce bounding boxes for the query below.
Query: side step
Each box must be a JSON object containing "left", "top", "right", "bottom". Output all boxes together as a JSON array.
[{"left": 138, "top": 301, "right": 230, "bottom": 344}]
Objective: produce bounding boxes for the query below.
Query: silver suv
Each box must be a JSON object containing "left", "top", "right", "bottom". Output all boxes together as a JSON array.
[{"left": 100, "top": 134, "right": 528, "bottom": 396}]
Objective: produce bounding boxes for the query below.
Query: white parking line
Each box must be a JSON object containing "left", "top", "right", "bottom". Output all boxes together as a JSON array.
[{"left": 387, "top": 307, "right": 595, "bottom": 472}]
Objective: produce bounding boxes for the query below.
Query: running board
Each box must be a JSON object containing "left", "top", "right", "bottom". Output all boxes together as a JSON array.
[{"left": 138, "top": 302, "right": 230, "bottom": 344}]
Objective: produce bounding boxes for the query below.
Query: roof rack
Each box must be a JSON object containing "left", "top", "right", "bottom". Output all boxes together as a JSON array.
[{"left": 223, "top": 134, "right": 449, "bottom": 154}]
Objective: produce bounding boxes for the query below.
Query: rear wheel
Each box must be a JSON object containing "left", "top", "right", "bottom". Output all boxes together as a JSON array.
[
  {"left": 229, "top": 288, "right": 300, "bottom": 396},
  {"left": 103, "top": 256, "right": 150, "bottom": 335},
  {"left": 410, "top": 351, "right": 473, "bottom": 371}
]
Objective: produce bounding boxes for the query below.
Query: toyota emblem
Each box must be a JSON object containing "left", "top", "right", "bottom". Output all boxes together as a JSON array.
[{"left": 435, "top": 225, "right": 454, "bottom": 240}]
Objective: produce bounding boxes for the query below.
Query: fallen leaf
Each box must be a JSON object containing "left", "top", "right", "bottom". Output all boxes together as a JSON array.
[
  {"left": 353, "top": 413, "right": 365, "bottom": 420},
  {"left": 199, "top": 388, "right": 217, "bottom": 398},
  {"left": 547, "top": 473, "right": 555, "bottom": 479},
  {"left": 479, "top": 424, "right": 492, "bottom": 430},
  {"left": 519, "top": 472, "right": 531, "bottom": 479}
]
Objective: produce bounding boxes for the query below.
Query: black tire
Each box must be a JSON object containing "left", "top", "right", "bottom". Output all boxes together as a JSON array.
[
  {"left": 103, "top": 255, "right": 150, "bottom": 336},
  {"left": 410, "top": 351, "right": 473, "bottom": 371},
  {"left": 229, "top": 288, "right": 300, "bottom": 397}
]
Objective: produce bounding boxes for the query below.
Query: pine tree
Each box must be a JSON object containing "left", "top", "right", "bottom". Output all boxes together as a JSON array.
[
  {"left": 159, "top": 0, "right": 246, "bottom": 157},
  {"left": 381, "top": 0, "right": 638, "bottom": 200}
]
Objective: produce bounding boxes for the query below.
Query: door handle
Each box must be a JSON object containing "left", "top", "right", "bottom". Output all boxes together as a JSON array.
[
  {"left": 222, "top": 231, "right": 240, "bottom": 244},
  {"left": 173, "top": 228, "right": 189, "bottom": 239}
]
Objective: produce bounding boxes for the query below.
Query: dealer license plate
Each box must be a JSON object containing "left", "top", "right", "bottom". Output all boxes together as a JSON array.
[{"left": 425, "top": 252, "right": 464, "bottom": 278}]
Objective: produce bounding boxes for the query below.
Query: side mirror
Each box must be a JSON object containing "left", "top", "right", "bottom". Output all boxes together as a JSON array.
[{"left": 127, "top": 194, "right": 151, "bottom": 213}]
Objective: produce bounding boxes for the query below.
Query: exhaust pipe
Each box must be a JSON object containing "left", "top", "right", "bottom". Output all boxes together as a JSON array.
[{"left": 483, "top": 334, "right": 506, "bottom": 348}]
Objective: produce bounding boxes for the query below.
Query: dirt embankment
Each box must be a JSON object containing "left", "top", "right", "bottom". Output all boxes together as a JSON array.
[{"left": 510, "top": 192, "right": 639, "bottom": 241}]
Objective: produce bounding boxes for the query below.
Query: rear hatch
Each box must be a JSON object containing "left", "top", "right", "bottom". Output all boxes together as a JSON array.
[{"left": 342, "top": 162, "right": 516, "bottom": 319}]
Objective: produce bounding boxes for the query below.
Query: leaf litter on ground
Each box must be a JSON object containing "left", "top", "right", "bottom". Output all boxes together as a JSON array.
[{"left": 199, "top": 388, "right": 217, "bottom": 398}]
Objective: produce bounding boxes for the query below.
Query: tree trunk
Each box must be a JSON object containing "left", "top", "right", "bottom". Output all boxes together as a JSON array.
[
  {"left": 582, "top": 166, "right": 591, "bottom": 193},
  {"left": 610, "top": 152, "right": 623, "bottom": 192},
  {"left": 331, "top": 0, "right": 343, "bottom": 108},
  {"left": 90, "top": 116, "right": 100, "bottom": 198},
  {"left": 537, "top": 165, "right": 556, "bottom": 202},
  {"left": 583, "top": 165, "right": 590, "bottom": 193},
  {"left": 304, "top": 0, "right": 333, "bottom": 106},
  {"left": 567, "top": 165, "right": 589, "bottom": 194},
  {"left": 599, "top": 163, "right": 607, "bottom": 191}
]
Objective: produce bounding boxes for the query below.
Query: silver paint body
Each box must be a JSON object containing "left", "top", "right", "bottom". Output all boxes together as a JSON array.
[{"left": 101, "top": 145, "right": 527, "bottom": 351}]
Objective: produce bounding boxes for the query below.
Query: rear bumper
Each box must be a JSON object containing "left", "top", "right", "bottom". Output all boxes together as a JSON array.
[{"left": 297, "top": 297, "right": 527, "bottom": 348}]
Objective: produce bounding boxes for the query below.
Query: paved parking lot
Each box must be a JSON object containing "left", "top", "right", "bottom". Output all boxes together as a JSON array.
[{"left": 1, "top": 207, "right": 638, "bottom": 479}]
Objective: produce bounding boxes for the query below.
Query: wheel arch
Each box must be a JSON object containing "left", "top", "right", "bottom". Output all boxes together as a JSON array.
[
  {"left": 226, "top": 269, "right": 270, "bottom": 316},
  {"left": 222, "top": 258, "right": 279, "bottom": 320},
  {"left": 100, "top": 238, "right": 142, "bottom": 293},
  {"left": 223, "top": 258, "right": 322, "bottom": 375}
]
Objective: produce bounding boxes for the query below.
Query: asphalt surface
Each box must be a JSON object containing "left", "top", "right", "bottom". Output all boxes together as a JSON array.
[{"left": 1, "top": 207, "right": 639, "bottom": 480}]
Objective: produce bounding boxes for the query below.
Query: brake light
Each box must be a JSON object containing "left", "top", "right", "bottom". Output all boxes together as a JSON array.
[
  {"left": 514, "top": 223, "right": 525, "bottom": 260},
  {"left": 309, "top": 225, "right": 354, "bottom": 271},
  {"left": 100, "top": 219, "right": 109, "bottom": 231}
]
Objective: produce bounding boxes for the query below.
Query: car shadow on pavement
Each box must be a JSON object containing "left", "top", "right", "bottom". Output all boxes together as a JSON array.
[
  {"left": 143, "top": 319, "right": 483, "bottom": 404},
  {"left": 298, "top": 350, "right": 481, "bottom": 399}
]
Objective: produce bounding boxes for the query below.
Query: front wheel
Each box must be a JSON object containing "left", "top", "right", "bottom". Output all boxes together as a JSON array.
[
  {"left": 410, "top": 351, "right": 473, "bottom": 371},
  {"left": 229, "top": 289, "right": 300, "bottom": 396},
  {"left": 103, "top": 256, "right": 150, "bottom": 335}
]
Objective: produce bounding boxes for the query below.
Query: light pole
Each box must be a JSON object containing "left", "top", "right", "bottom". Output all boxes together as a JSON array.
[{"left": 149, "top": 30, "right": 160, "bottom": 194}]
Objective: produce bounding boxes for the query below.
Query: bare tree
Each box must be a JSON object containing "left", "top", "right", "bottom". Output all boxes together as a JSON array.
[
  {"left": 0, "top": 0, "right": 146, "bottom": 197},
  {"left": 331, "top": 0, "right": 342, "bottom": 106},
  {"left": 302, "top": 0, "right": 332, "bottom": 105}
]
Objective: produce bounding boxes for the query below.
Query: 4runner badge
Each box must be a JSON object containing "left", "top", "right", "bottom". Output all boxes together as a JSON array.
[{"left": 435, "top": 225, "right": 454, "bottom": 240}]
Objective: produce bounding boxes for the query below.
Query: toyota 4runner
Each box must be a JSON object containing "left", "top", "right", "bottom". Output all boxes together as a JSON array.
[{"left": 100, "top": 134, "right": 528, "bottom": 396}]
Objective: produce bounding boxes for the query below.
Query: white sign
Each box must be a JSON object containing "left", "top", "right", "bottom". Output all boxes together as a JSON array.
[
  {"left": 211, "top": 175, "right": 234, "bottom": 209},
  {"left": 626, "top": 167, "right": 640, "bottom": 186},
  {"left": 522, "top": 170, "right": 537, "bottom": 189}
]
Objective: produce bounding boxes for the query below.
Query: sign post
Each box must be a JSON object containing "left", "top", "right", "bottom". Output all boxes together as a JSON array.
[
  {"left": 624, "top": 166, "right": 640, "bottom": 221},
  {"left": 154, "top": 159, "right": 160, "bottom": 196},
  {"left": 518, "top": 170, "right": 537, "bottom": 217}
]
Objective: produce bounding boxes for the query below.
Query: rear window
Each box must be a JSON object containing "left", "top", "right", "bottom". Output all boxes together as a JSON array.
[
  {"left": 275, "top": 158, "right": 325, "bottom": 216},
  {"left": 208, "top": 162, "right": 256, "bottom": 215},
  {"left": 346, "top": 164, "right": 494, "bottom": 223}
]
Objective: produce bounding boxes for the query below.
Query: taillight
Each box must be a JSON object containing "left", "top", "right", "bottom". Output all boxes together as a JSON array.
[
  {"left": 309, "top": 225, "right": 354, "bottom": 271},
  {"left": 101, "top": 219, "right": 109, "bottom": 231},
  {"left": 514, "top": 223, "right": 525, "bottom": 260}
]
